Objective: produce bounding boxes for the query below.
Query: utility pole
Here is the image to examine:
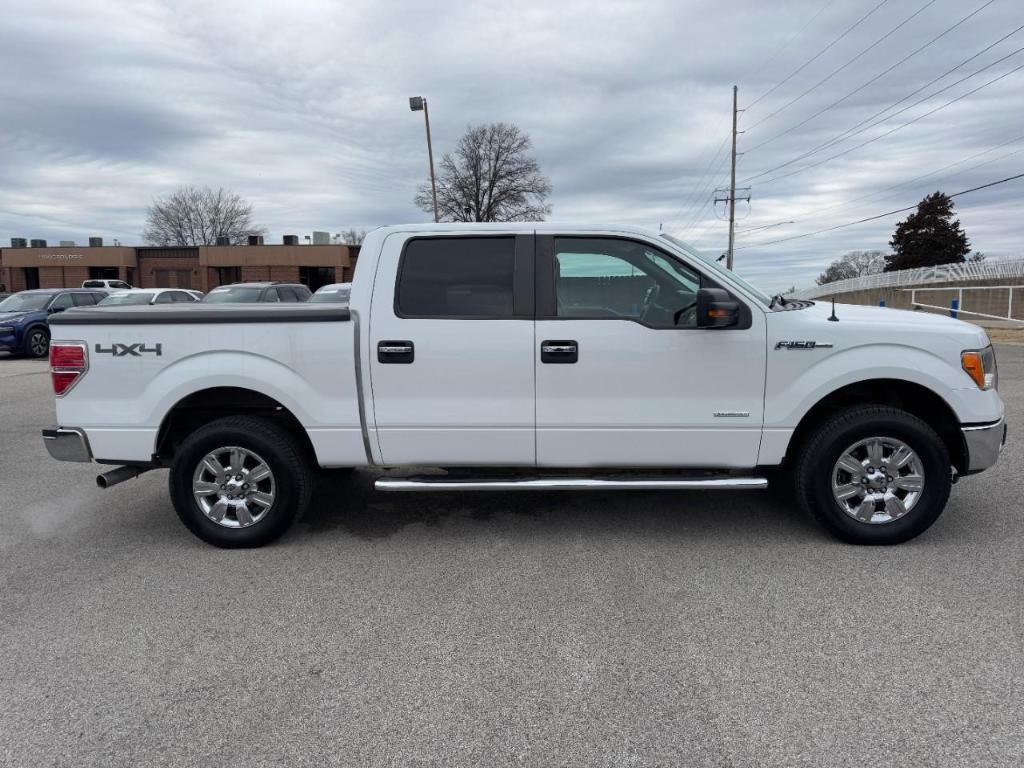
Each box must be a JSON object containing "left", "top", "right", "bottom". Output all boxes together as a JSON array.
[
  {"left": 727, "top": 85, "right": 739, "bottom": 271},
  {"left": 714, "top": 85, "right": 750, "bottom": 270}
]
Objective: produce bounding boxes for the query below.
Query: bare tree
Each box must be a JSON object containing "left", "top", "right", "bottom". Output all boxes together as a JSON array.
[
  {"left": 816, "top": 250, "right": 886, "bottom": 286},
  {"left": 337, "top": 228, "right": 367, "bottom": 245},
  {"left": 143, "top": 186, "right": 264, "bottom": 246},
  {"left": 416, "top": 123, "right": 552, "bottom": 222}
]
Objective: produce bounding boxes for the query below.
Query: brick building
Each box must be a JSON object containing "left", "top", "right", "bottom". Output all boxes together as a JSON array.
[{"left": 0, "top": 240, "right": 359, "bottom": 294}]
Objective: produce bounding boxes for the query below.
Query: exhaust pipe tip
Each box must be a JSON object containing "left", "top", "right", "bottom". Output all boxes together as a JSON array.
[{"left": 96, "top": 465, "right": 150, "bottom": 489}]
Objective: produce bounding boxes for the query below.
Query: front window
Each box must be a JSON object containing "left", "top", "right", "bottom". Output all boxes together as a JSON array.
[
  {"left": 48, "top": 294, "right": 75, "bottom": 311},
  {"left": 0, "top": 292, "right": 54, "bottom": 311},
  {"left": 660, "top": 233, "right": 772, "bottom": 306},
  {"left": 554, "top": 237, "right": 701, "bottom": 328},
  {"left": 99, "top": 292, "right": 154, "bottom": 306},
  {"left": 202, "top": 286, "right": 265, "bottom": 303}
]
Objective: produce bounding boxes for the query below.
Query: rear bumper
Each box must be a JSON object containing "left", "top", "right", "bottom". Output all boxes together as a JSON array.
[
  {"left": 42, "top": 427, "right": 93, "bottom": 463},
  {"left": 961, "top": 418, "right": 1006, "bottom": 473}
]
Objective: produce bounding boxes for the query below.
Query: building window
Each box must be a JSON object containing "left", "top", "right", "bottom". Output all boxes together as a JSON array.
[
  {"left": 23, "top": 268, "right": 40, "bottom": 290},
  {"left": 215, "top": 266, "right": 241, "bottom": 287},
  {"left": 89, "top": 266, "right": 120, "bottom": 280},
  {"left": 299, "top": 266, "right": 335, "bottom": 292}
]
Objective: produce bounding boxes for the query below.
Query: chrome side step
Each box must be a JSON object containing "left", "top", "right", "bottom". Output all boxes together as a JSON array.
[{"left": 375, "top": 476, "right": 768, "bottom": 492}]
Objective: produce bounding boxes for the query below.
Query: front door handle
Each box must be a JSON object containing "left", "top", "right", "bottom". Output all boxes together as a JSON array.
[
  {"left": 541, "top": 340, "right": 578, "bottom": 364},
  {"left": 378, "top": 340, "right": 414, "bottom": 364}
]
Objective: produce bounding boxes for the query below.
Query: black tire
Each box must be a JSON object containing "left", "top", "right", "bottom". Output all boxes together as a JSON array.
[
  {"left": 794, "top": 405, "right": 951, "bottom": 545},
  {"left": 169, "top": 415, "right": 313, "bottom": 548},
  {"left": 24, "top": 327, "right": 50, "bottom": 358}
]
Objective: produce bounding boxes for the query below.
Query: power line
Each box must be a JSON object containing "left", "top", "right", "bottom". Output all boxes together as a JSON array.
[
  {"left": 744, "top": 0, "right": 1003, "bottom": 154},
  {"left": 664, "top": 130, "right": 730, "bottom": 232},
  {"left": 743, "top": 24, "right": 1024, "bottom": 182},
  {"left": 745, "top": 132, "right": 1024, "bottom": 231},
  {"left": 745, "top": 0, "right": 893, "bottom": 112},
  {"left": 752, "top": 58, "right": 1024, "bottom": 188},
  {"left": 745, "top": 0, "right": 939, "bottom": 132},
  {"left": 675, "top": 149, "right": 733, "bottom": 234},
  {"left": 739, "top": 0, "right": 840, "bottom": 84},
  {"left": 736, "top": 172, "right": 1024, "bottom": 250},
  {"left": 739, "top": 133, "right": 1024, "bottom": 233}
]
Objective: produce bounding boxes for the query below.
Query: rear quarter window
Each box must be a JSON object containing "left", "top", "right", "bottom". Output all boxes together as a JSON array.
[{"left": 396, "top": 237, "right": 517, "bottom": 318}]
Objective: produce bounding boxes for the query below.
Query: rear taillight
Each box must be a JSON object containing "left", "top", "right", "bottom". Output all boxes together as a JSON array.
[{"left": 50, "top": 342, "right": 88, "bottom": 396}]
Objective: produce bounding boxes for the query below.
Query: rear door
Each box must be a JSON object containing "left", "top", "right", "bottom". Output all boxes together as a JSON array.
[
  {"left": 534, "top": 234, "right": 767, "bottom": 468},
  {"left": 368, "top": 232, "right": 535, "bottom": 465}
]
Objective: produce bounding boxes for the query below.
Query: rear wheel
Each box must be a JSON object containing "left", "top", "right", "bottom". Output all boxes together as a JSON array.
[
  {"left": 25, "top": 327, "right": 49, "bottom": 358},
  {"left": 794, "top": 405, "right": 951, "bottom": 544},
  {"left": 169, "top": 415, "right": 313, "bottom": 547}
]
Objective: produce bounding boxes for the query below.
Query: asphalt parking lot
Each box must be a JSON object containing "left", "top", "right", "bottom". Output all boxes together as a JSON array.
[{"left": 1, "top": 347, "right": 1021, "bottom": 767}]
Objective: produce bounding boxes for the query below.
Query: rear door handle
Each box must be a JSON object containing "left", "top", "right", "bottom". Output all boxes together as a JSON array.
[
  {"left": 378, "top": 340, "right": 414, "bottom": 364},
  {"left": 541, "top": 340, "right": 578, "bottom": 364}
]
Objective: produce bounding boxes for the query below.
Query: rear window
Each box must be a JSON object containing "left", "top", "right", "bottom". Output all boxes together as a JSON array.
[
  {"left": 397, "top": 237, "right": 515, "bottom": 318},
  {"left": 100, "top": 293, "right": 153, "bottom": 306}
]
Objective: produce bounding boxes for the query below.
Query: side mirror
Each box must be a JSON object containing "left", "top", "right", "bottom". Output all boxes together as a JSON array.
[
  {"left": 48, "top": 305, "right": 64, "bottom": 314},
  {"left": 697, "top": 287, "right": 739, "bottom": 329}
]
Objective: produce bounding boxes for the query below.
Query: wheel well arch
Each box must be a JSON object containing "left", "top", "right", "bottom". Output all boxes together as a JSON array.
[
  {"left": 786, "top": 379, "right": 967, "bottom": 473},
  {"left": 155, "top": 386, "right": 316, "bottom": 464}
]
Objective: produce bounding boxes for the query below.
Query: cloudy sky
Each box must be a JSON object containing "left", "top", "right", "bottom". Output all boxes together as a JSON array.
[{"left": 1, "top": 0, "right": 1022, "bottom": 290}]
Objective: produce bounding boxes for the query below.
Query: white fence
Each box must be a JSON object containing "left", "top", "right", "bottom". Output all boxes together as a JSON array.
[
  {"left": 907, "top": 286, "right": 1024, "bottom": 324},
  {"left": 790, "top": 257, "right": 1024, "bottom": 300}
]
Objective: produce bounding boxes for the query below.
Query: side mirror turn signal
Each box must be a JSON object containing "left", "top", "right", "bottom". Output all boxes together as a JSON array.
[{"left": 696, "top": 288, "right": 739, "bottom": 329}]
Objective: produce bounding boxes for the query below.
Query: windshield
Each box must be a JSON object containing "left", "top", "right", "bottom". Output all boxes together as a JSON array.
[
  {"left": 202, "top": 287, "right": 264, "bottom": 303},
  {"left": 660, "top": 234, "right": 772, "bottom": 306},
  {"left": 99, "top": 293, "right": 153, "bottom": 306},
  {"left": 310, "top": 288, "right": 351, "bottom": 303},
  {"left": 0, "top": 293, "right": 54, "bottom": 312}
]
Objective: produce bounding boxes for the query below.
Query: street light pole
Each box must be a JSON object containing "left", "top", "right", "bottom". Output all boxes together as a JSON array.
[{"left": 409, "top": 96, "right": 439, "bottom": 222}]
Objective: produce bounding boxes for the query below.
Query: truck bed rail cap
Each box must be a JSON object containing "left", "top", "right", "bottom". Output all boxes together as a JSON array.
[{"left": 48, "top": 304, "right": 351, "bottom": 325}]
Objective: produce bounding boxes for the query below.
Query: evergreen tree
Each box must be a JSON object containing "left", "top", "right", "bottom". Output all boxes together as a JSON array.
[{"left": 885, "top": 192, "right": 970, "bottom": 271}]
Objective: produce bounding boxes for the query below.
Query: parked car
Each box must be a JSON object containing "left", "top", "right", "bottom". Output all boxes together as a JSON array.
[
  {"left": 98, "top": 289, "right": 202, "bottom": 306},
  {"left": 42, "top": 224, "right": 1005, "bottom": 548},
  {"left": 82, "top": 279, "right": 132, "bottom": 290},
  {"left": 310, "top": 283, "right": 352, "bottom": 304},
  {"left": 0, "top": 288, "right": 109, "bottom": 357},
  {"left": 201, "top": 282, "right": 312, "bottom": 303}
]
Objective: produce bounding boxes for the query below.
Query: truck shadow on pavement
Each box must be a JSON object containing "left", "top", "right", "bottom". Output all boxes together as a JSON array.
[{"left": 300, "top": 468, "right": 823, "bottom": 543}]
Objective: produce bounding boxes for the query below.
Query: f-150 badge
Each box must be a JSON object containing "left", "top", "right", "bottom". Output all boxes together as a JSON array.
[
  {"left": 774, "top": 341, "right": 834, "bottom": 350},
  {"left": 95, "top": 343, "right": 163, "bottom": 357}
]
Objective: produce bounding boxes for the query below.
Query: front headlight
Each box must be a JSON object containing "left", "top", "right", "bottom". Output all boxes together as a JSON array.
[{"left": 962, "top": 345, "right": 998, "bottom": 390}]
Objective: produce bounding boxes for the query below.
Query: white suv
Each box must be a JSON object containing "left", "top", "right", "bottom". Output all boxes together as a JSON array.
[{"left": 82, "top": 279, "right": 132, "bottom": 290}]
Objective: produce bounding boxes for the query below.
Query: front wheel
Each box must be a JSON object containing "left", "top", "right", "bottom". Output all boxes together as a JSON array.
[
  {"left": 25, "top": 327, "right": 49, "bottom": 358},
  {"left": 794, "top": 406, "right": 952, "bottom": 545},
  {"left": 169, "top": 415, "right": 313, "bottom": 547}
]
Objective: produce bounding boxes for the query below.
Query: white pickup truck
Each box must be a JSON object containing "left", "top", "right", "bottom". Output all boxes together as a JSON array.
[{"left": 43, "top": 224, "right": 1005, "bottom": 547}]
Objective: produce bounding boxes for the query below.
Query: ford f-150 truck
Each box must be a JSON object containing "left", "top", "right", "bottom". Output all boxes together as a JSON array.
[{"left": 42, "top": 224, "right": 1006, "bottom": 547}]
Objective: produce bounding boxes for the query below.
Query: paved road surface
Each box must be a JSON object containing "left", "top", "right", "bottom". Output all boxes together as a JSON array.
[{"left": 1, "top": 347, "right": 1021, "bottom": 767}]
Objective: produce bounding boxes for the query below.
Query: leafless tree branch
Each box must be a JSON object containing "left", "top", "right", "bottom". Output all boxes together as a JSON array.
[{"left": 415, "top": 123, "right": 552, "bottom": 222}]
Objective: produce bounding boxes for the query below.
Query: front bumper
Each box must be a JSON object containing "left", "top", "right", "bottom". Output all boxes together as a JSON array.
[
  {"left": 961, "top": 418, "right": 1007, "bottom": 473},
  {"left": 42, "top": 427, "right": 93, "bottom": 463}
]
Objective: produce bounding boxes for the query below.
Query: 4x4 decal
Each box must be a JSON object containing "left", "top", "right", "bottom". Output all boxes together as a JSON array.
[{"left": 94, "top": 343, "right": 163, "bottom": 357}]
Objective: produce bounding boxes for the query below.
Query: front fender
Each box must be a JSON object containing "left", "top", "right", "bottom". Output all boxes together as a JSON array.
[{"left": 765, "top": 343, "right": 973, "bottom": 429}]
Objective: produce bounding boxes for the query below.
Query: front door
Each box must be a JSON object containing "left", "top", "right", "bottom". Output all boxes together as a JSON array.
[
  {"left": 534, "top": 235, "right": 766, "bottom": 468},
  {"left": 368, "top": 232, "right": 536, "bottom": 465}
]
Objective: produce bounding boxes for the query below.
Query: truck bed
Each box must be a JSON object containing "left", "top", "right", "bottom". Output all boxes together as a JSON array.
[{"left": 48, "top": 304, "right": 365, "bottom": 467}]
